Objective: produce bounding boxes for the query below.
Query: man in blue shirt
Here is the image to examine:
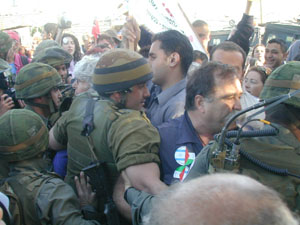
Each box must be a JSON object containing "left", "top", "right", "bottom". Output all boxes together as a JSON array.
[
  {"left": 147, "top": 30, "right": 193, "bottom": 126},
  {"left": 158, "top": 61, "right": 243, "bottom": 185}
]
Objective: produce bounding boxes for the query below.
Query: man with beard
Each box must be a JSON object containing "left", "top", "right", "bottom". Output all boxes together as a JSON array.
[{"left": 157, "top": 61, "right": 242, "bottom": 185}]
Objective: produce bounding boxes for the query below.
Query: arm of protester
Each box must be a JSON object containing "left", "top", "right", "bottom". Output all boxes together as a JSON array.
[
  {"left": 245, "top": 0, "right": 254, "bottom": 15},
  {"left": 122, "top": 16, "right": 141, "bottom": 51},
  {"left": 228, "top": 0, "right": 254, "bottom": 55},
  {"left": 0, "top": 94, "right": 14, "bottom": 116},
  {"left": 55, "top": 28, "right": 64, "bottom": 45}
]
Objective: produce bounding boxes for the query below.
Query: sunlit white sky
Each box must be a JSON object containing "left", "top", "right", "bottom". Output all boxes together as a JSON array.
[{"left": 0, "top": 0, "right": 299, "bottom": 35}]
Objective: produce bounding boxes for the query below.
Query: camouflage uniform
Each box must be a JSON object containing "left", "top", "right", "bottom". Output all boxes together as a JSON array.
[
  {"left": 52, "top": 49, "right": 160, "bottom": 223},
  {"left": 186, "top": 61, "right": 300, "bottom": 213},
  {"left": 0, "top": 109, "right": 100, "bottom": 225}
]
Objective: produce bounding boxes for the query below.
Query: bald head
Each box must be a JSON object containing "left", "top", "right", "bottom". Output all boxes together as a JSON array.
[{"left": 145, "top": 174, "right": 298, "bottom": 225}]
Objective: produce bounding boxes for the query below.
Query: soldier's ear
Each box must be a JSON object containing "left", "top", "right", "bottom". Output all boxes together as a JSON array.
[{"left": 110, "top": 92, "right": 122, "bottom": 103}]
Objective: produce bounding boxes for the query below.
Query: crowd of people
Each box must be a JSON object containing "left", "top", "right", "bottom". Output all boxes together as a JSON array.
[{"left": 0, "top": 0, "right": 300, "bottom": 224}]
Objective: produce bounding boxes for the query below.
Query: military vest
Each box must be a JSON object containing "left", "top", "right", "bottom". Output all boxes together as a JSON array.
[
  {"left": 1, "top": 171, "right": 59, "bottom": 225},
  {"left": 64, "top": 93, "right": 120, "bottom": 192}
]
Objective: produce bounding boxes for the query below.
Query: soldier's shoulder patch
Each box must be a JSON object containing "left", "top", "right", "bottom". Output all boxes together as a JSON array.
[{"left": 116, "top": 108, "right": 133, "bottom": 115}]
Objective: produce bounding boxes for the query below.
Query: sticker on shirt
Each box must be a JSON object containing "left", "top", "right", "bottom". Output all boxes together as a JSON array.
[{"left": 173, "top": 146, "right": 195, "bottom": 182}]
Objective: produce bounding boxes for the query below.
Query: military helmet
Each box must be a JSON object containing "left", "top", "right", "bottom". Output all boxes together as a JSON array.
[
  {"left": 93, "top": 49, "right": 152, "bottom": 94},
  {"left": 0, "top": 58, "right": 11, "bottom": 73},
  {"left": 15, "top": 62, "right": 62, "bottom": 99},
  {"left": 33, "top": 46, "right": 72, "bottom": 67},
  {"left": 0, "top": 109, "right": 48, "bottom": 162},
  {"left": 33, "top": 40, "right": 59, "bottom": 57},
  {"left": 0, "top": 31, "right": 12, "bottom": 60},
  {"left": 260, "top": 61, "right": 300, "bottom": 108}
]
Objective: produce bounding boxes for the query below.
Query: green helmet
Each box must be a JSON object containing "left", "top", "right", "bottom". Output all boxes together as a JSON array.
[
  {"left": 15, "top": 62, "right": 62, "bottom": 99},
  {"left": 33, "top": 40, "right": 59, "bottom": 57},
  {"left": 93, "top": 49, "right": 152, "bottom": 95},
  {"left": 0, "top": 109, "right": 48, "bottom": 162},
  {"left": 33, "top": 46, "right": 72, "bottom": 67},
  {"left": 0, "top": 58, "right": 11, "bottom": 73},
  {"left": 0, "top": 31, "right": 12, "bottom": 60},
  {"left": 260, "top": 61, "right": 300, "bottom": 108}
]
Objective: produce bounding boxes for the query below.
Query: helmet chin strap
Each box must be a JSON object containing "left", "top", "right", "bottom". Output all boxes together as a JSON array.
[
  {"left": 25, "top": 95, "right": 57, "bottom": 114},
  {"left": 25, "top": 100, "right": 50, "bottom": 109},
  {"left": 115, "top": 90, "right": 132, "bottom": 109}
]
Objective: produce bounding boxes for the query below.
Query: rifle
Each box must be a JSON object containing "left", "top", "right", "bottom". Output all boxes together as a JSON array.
[
  {"left": 81, "top": 98, "right": 121, "bottom": 225},
  {"left": 82, "top": 161, "right": 120, "bottom": 225}
]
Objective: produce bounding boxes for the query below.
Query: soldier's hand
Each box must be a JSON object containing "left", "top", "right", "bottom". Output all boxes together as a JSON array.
[
  {"left": 0, "top": 94, "right": 14, "bottom": 116},
  {"left": 75, "top": 172, "right": 96, "bottom": 208}
]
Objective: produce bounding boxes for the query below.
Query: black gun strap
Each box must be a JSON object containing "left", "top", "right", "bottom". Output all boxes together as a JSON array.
[
  {"left": 81, "top": 97, "right": 96, "bottom": 137},
  {"left": 81, "top": 97, "right": 98, "bottom": 161}
]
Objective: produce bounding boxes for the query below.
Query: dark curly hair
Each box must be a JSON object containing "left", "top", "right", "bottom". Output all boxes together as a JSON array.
[{"left": 61, "top": 33, "right": 82, "bottom": 62}]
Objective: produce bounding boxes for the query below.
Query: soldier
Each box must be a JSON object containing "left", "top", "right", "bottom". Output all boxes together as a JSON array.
[
  {"left": 49, "top": 49, "right": 167, "bottom": 223},
  {"left": 33, "top": 46, "right": 73, "bottom": 84},
  {"left": 52, "top": 54, "right": 100, "bottom": 178},
  {"left": 0, "top": 109, "right": 100, "bottom": 225},
  {"left": 0, "top": 31, "right": 12, "bottom": 61},
  {"left": 15, "top": 63, "right": 63, "bottom": 129},
  {"left": 186, "top": 61, "right": 300, "bottom": 213}
]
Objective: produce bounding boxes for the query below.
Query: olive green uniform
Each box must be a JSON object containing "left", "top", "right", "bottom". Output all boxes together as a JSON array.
[
  {"left": 4, "top": 158, "right": 100, "bottom": 225},
  {"left": 185, "top": 123, "right": 300, "bottom": 213},
  {"left": 52, "top": 90, "right": 161, "bottom": 191}
]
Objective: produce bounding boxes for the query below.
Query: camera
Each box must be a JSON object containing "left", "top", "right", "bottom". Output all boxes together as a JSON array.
[
  {"left": 3, "top": 88, "right": 21, "bottom": 109},
  {"left": 59, "top": 16, "right": 72, "bottom": 29}
]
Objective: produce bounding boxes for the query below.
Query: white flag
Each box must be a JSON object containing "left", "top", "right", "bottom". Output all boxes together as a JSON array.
[{"left": 128, "top": 0, "right": 206, "bottom": 53}]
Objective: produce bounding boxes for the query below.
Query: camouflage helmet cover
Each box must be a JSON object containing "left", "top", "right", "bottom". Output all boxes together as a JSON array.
[
  {"left": 0, "top": 31, "right": 13, "bottom": 60},
  {"left": 0, "top": 109, "right": 48, "bottom": 162},
  {"left": 15, "top": 62, "right": 62, "bottom": 99},
  {"left": 33, "top": 40, "right": 59, "bottom": 57},
  {"left": 33, "top": 46, "right": 73, "bottom": 67},
  {"left": 93, "top": 49, "right": 152, "bottom": 94},
  {"left": 260, "top": 61, "right": 300, "bottom": 108},
  {"left": 0, "top": 58, "right": 11, "bottom": 73}
]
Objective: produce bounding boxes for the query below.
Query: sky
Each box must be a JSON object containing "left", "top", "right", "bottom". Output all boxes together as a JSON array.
[
  {"left": 1, "top": 0, "right": 299, "bottom": 27},
  {"left": 0, "top": 0, "right": 299, "bottom": 43}
]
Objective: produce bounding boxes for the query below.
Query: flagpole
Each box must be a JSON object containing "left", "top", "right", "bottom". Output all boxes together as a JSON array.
[{"left": 177, "top": 2, "right": 207, "bottom": 55}]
